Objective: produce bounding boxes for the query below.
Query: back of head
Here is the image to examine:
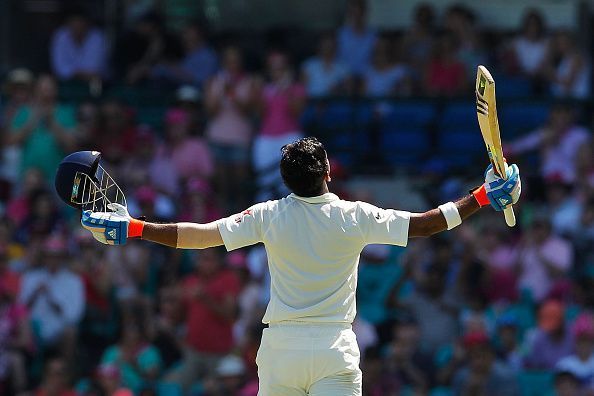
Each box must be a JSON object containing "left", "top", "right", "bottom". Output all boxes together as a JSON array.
[{"left": 280, "top": 137, "right": 328, "bottom": 197}]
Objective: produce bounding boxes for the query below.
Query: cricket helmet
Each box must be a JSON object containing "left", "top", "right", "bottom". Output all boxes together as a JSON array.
[{"left": 55, "top": 151, "right": 126, "bottom": 211}]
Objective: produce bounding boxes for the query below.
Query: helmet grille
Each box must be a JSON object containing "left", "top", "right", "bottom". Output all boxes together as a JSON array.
[{"left": 71, "top": 163, "right": 126, "bottom": 212}]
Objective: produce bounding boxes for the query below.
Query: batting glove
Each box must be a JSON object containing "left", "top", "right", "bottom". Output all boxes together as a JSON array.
[
  {"left": 484, "top": 163, "right": 521, "bottom": 211},
  {"left": 81, "top": 208, "right": 130, "bottom": 245}
]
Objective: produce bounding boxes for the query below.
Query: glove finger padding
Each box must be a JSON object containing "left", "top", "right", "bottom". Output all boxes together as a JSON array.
[
  {"left": 81, "top": 210, "right": 129, "bottom": 245},
  {"left": 484, "top": 163, "right": 521, "bottom": 211},
  {"left": 106, "top": 203, "right": 131, "bottom": 219}
]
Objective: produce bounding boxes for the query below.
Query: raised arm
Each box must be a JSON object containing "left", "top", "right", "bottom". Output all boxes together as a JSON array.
[{"left": 409, "top": 163, "right": 521, "bottom": 238}]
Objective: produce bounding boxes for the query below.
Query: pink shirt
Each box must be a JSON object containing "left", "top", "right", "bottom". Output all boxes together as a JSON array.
[
  {"left": 518, "top": 237, "right": 572, "bottom": 301},
  {"left": 171, "top": 138, "right": 214, "bottom": 180},
  {"left": 260, "top": 82, "right": 305, "bottom": 137}
]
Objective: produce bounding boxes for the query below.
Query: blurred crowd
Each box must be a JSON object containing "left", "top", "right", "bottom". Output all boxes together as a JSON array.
[{"left": 0, "top": 0, "right": 593, "bottom": 395}]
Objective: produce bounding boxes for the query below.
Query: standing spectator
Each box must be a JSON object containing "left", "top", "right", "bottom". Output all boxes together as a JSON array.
[
  {"left": 555, "top": 313, "right": 594, "bottom": 386},
  {"left": 337, "top": 0, "right": 377, "bottom": 77},
  {"left": 18, "top": 236, "right": 85, "bottom": 363},
  {"left": 253, "top": 51, "right": 305, "bottom": 200},
  {"left": 34, "top": 358, "right": 76, "bottom": 396},
  {"left": 165, "top": 249, "right": 241, "bottom": 391},
  {"left": 424, "top": 34, "right": 468, "bottom": 97},
  {"left": 505, "top": 9, "right": 549, "bottom": 78},
  {"left": 363, "top": 36, "right": 411, "bottom": 97},
  {"left": 452, "top": 332, "right": 519, "bottom": 396},
  {"left": 543, "top": 30, "right": 591, "bottom": 99},
  {"left": 302, "top": 33, "right": 351, "bottom": 97},
  {"left": 50, "top": 9, "right": 108, "bottom": 81},
  {"left": 516, "top": 216, "right": 573, "bottom": 302},
  {"left": 401, "top": 3, "right": 436, "bottom": 73},
  {"left": 507, "top": 103, "right": 590, "bottom": 184},
  {"left": 204, "top": 46, "right": 254, "bottom": 211},
  {"left": 152, "top": 23, "right": 218, "bottom": 88},
  {"left": 524, "top": 300, "right": 574, "bottom": 370},
  {"left": 8, "top": 74, "right": 78, "bottom": 181},
  {"left": 100, "top": 321, "right": 163, "bottom": 393}
]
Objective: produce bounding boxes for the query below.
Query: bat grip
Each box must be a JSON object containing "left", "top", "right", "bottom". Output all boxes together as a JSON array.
[{"left": 504, "top": 206, "right": 516, "bottom": 227}]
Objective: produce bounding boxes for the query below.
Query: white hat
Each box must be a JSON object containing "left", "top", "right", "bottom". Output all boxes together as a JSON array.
[{"left": 216, "top": 355, "right": 245, "bottom": 377}]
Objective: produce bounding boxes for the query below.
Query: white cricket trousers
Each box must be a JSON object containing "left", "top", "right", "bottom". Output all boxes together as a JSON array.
[{"left": 256, "top": 322, "right": 362, "bottom": 396}]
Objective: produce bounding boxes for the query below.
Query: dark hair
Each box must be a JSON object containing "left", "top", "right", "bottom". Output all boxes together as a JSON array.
[{"left": 280, "top": 137, "right": 328, "bottom": 197}]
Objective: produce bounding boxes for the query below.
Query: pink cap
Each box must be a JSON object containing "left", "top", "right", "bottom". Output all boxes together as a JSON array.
[{"left": 573, "top": 313, "right": 594, "bottom": 338}]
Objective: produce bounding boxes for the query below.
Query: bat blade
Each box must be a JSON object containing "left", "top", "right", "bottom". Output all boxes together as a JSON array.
[{"left": 475, "top": 65, "right": 516, "bottom": 227}]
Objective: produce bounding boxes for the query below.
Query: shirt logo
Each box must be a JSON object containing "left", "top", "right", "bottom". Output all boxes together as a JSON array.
[
  {"left": 235, "top": 209, "right": 253, "bottom": 224},
  {"left": 375, "top": 212, "right": 381, "bottom": 220}
]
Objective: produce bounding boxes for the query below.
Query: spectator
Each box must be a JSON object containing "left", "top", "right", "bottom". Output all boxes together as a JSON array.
[
  {"left": 401, "top": 3, "right": 436, "bottom": 73},
  {"left": 94, "top": 99, "right": 139, "bottom": 164},
  {"left": 363, "top": 36, "right": 411, "bottom": 97},
  {"left": 555, "top": 313, "right": 594, "bottom": 387},
  {"left": 152, "top": 23, "right": 218, "bottom": 88},
  {"left": 507, "top": 103, "right": 590, "bottom": 184},
  {"left": 302, "top": 33, "right": 351, "bottom": 97},
  {"left": 516, "top": 216, "right": 573, "bottom": 302},
  {"left": 150, "top": 286, "right": 184, "bottom": 370},
  {"left": 100, "top": 320, "right": 163, "bottom": 393},
  {"left": 424, "top": 33, "right": 468, "bottom": 97},
  {"left": 452, "top": 332, "right": 519, "bottom": 396},
  {"left": 8, "top": 74, "right": 78, "bottom": 181},
  {"left": 162, "top": 108, "right": 213, "bottom": 182},
  {"left": 35, "top": 358, "right": 76, "bottom": 396},
  {"left": 19, "top": 236, "right": 84, "bottom": 362},
  {"left": 0, "top": 280, "right": 31, "bottom": 394},
  {"left": 0, "top": 244, "right": 20, "bottom": 298},
  {"left": 495, "top": 314, "right": 523, "bottom": 371},
  {"left": 252, "top": 51, "right": 305, "bottom": 200},
  {"left": 361, "top": 347, "right": 400, "bottom": 396},
  {"left": 50, "top": 9, "right": 107, "bottom": 81},
  {"left": 554, "top": 370, "right": 582, "bottom": 396},
  {"left": 524, "top": 300, "right": 574, "bottom": 370},
  {"left": 202, "top": 354, "right": 252, "bottom": 396},
  {"left": 1, "top": 68, "right": 34, "bottom": 130},
  {"left": 444, "top": 4, "right": 486, "bottom": 78},
  {"left": 94, "top": 364, "right": 134, "bottom": 396},
  {"left": 546, "top": 181, "right": 582, "bottom": 237},
  {"left": 204, "top": 46, "right": 254, "bottom": 211},
  {"left": 337, "top": 0, "right": 377, "bottom": 76},
  {"left": 543, "top": 30, "right": 591, "bottom": 99},
  {"left": 122, "top": 13, "right": 181, "bottom": 84},
  {"left": 165, "top": 249, "right": 241, "bottom": 391},
  {"left": 505, "top": 9, "right": 549, "bottom": 78}
]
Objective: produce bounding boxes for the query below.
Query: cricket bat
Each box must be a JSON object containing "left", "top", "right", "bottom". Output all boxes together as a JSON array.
[{"left": 475, "top": 65, "right": 516, "bottom": 227}]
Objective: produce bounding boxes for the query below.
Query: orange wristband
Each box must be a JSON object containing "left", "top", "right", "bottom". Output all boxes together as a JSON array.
[
  {"left": 472, "top": 185, "right": 490, "bottom": 207},
  {"left": 128, "top": 218, "right": 145, "bottom": 238}
]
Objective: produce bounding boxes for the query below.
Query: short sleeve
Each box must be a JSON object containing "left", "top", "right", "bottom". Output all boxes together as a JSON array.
[
  {"left": 357, "top": 202, "right": 410, "bottom": 247},
  {"left": 217, "top": 203, "right": 268, "bottom": 251}
]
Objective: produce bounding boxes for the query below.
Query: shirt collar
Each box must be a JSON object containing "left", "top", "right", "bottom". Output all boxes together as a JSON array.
[{"left": 289, "top": 192, "right": 339, "bottom": 204}]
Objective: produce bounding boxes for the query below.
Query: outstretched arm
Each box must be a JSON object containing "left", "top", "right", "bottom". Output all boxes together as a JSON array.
[
  {"left": 140, "top": 222, "right": 224, "bottom": 249},
  {"left": 409, "top": 194, "right": 481, "bottom": 238}
]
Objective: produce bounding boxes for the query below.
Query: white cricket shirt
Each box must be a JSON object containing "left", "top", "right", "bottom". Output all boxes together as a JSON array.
[{"left": 217, "top": 193, "right": 410, "bottom": 324}]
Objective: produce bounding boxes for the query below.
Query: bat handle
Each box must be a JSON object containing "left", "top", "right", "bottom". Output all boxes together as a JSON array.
[{"left": 504, "top": 206, "right": 516, "bottom": 227}]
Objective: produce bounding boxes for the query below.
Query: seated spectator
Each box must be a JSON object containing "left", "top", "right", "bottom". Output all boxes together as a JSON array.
[
  {"left": 35, "top": 358, "right": 76, "bottom": 396},
  {"left": 253, "top": 51, "right": 305, "bottom": 200},
  {"left": 152, "top": 23, "right": 218, "bottom": 88},
  {"left": 161, "top": 108, "right": 213, "bottom": 183},
  {"left": 8, "top": 74, "right": 78, "bottom": 181},
  {"left": 546, "top": 181, "right": 583, "bottom": 237},
  {"left": 1, "top": 68, "right": 33, "bottom": 129},
  {"left": 337, "top": 0, "right": 376, "bottom": 77},
  {"left": 555, "top": 370, "right": 582, "bottom": 396},
  {"left": 204, "top": 46, "right": 255, "bottom": 211},
  {"left": 424, "top": 33, "right": 468, "bottom": 97},
  {"left": 17, "top": 191, "right": 63, "bottom": 243},
  {"left": 100, "top": 320, "right": 163, "bottom": 393},
  {"left": 302, "top": 33, "right": 351, "bottom": 97},
  {"left": 0, "top": 244, "right": 20, "bottom": 298},
  {"left": 165, "top": 249, "right": 241, "bottom": 392},
  {"left": 361, "top": 347, "right": 400, "bottom": 396},
  {"left": 401, "top": 3, "right": 436, "bottom": 73},
  {"left": 452, "top": 332, "right": 519, "bottom": 396},
  {"left": 363, "top": 36, "right": 411, "bottom": 97},
  {"left": 572, "top": 199, "right": 594, "bottom": 275},
  {"left": 517, "top": 216, "right": 573, "bottom": 302},
  {"left": 150, "top": 286, "right": 184, "bottom": 370},
  {"left": 556, "top": 313, "right": 594, "bottom": 387},
  {"left": 543, "top": 30, "right": 590, "bottom": 99},
  {"left": 19, "top": 236, "right": 84, "bottom": 362},
  {"left": 121, "top": 12, "right": 182, "bottom": 84},
  {"left": 507, "top": 102, "right": 590, "bottom": 185},
  {"left": 94, "top": 99, "right": 139, "bottom": 164},
  {"left": 0, "top": 280, "right": 31, "bottom": 394},
  {"left": 495, "top": 314, "right": 523, "bottom": 371},
  {"left": 202, "top": 354, "right": 253, "bottom": 396},
  {"left": 444, "top": 4, "right": 486, "bottom": 77},
  {"left": 50, "top": 8, "right": 107, "bottom": 81},
  {"left": 505, "top": 9, "right": 549, "bottom": 78},
  {"left": 524, "top": 300, "right": 574, "bottom": 369}
]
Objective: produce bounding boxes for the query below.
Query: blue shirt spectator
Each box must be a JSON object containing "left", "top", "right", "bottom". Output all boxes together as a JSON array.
[{"left": 337, "top": 0, "right": 377, "bottom": 76}]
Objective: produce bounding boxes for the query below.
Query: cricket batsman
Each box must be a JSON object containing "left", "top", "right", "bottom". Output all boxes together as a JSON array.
[{"left": 68, "top": 137, "right": 520, "bottom": 395}]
